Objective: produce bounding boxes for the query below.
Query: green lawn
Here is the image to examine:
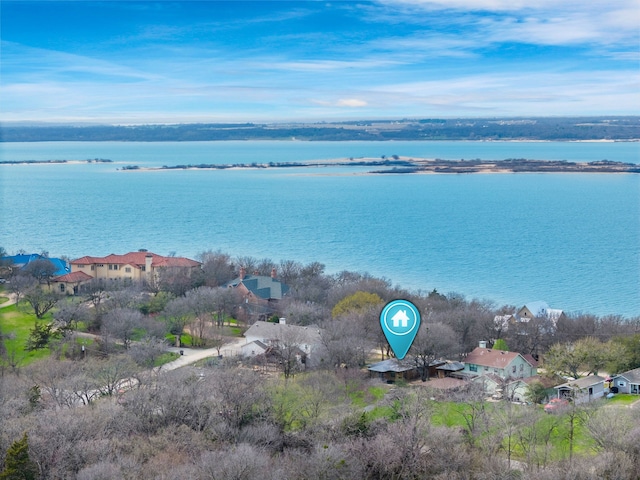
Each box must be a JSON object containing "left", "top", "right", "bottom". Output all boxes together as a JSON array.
[
  {"left": 0, "top": 303, "right": 53, "bottom": 365},
  {"left": 605, "top": 393, "right": 639, "bottom": 406}
]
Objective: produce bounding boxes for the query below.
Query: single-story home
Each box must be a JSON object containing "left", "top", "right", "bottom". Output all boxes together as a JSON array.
[
  {"left": 612, "top": 367, "right": 640, "bottom": 394},
  {"left": 554, "top": 375, "right": 606, "bottom": 404},
  {"left": 508, "top": 375, "right": 558, "bottom": 403},
  {"left": 50, "top": 271, "right": 94, "bottom": 295},
  {"left": 368, "top": 358, "right": 419, "bottom": 383},
  {"left": 240, "top": 340, "right": 270, "bottom": 357},
  {"left": 243, "top": 320, "right": 324, "bottom": 366}
]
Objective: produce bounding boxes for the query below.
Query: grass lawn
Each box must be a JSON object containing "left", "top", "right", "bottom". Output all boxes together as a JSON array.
[
  {"left": 0, "top": 303, "right": 52, "bottom": 365},
  {"left": 154, "top": 351, "right": 180, "bottom": 367},
  {"left": 0, "top": 296, "right": 9, "bottom": 304},
  {"left": 604, "top": 393, "right": 639, "bottom": 406}
]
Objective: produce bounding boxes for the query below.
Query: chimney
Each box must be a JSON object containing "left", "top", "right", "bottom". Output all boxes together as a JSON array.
[
  {"left": 239, "top": 267, "right": 246, "bottom": 280},
  {"left": 145, "top": 254, "right": 153, "bottom": 274},
  {"left": 479, "top": 340, "right": 487, "bottom": 349},
  {"left": 271, "top": 268, "right": 277, "bottom": 279}
]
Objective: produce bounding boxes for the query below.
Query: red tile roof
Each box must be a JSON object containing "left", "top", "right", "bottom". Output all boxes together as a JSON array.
[
  {"left": 52, "top": 271, "right": 93, "bottom": 283},
  {"left": 71, "top": 252, "right": 200, "bottom": 268},
  {"left": 465, "top": 347, "right": 532, "bottom": 369}
]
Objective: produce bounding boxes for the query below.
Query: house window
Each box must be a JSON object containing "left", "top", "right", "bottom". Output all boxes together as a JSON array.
[
  {"left": 125, "top": 267, "right": 131, "bottom": 273},
  {"left": 512, "top": 365, "right": 516, "bottom": 374},
  {"left": 60, "top": 283, "right": 65, "bottom": 292},
  {"left": 520, "top": 364, "right": 523, "bottom": 372},
  {"left": 91, "top": 265, "right": 95, "bottom": 270},
  {"left": 469, "top": 364, "right": 477, "bottom": 372},
  {"left": 141, "top": 266, "right": 146, "bottom": 272},
  {"left": 97, "top": 264, "right": 104, "bottom": 268},
  {"left": 108, "top": 265, "right": 118, "bottom": 270},
  {"left": 78, "top": 265, "right": 84, "bottom": 269}
]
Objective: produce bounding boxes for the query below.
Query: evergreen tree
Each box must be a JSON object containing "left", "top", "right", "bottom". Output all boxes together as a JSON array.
[
  {"left": 492, "top": 338, "right": 509, "bottom": 351},
  {"left": 0, "top": 433, "right": 38, "bottom": 480}
]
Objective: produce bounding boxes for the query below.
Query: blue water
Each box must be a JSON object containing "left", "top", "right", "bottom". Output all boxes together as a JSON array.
[{"left": 1, "top": 141, "right": 639, "bottom": 317}]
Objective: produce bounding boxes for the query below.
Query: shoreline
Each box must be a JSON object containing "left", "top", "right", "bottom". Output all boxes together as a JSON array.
[
  {"left": 121, "top": 156, "right": 640, "bottom": 174},
  {"left": 1, "top": 156, "right": 638, "bottom": 174}
]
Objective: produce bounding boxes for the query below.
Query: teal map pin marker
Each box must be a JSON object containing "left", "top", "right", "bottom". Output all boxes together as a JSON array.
[{"left": 380, "top": 299, "right": 421, "bottom": 360}]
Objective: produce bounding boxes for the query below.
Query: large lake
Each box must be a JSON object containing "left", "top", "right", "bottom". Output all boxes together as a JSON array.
[{"left": 1, "top": 140, "right": 639, "bottom": 317}]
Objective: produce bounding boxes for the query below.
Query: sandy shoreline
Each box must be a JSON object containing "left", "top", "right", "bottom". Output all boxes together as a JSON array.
[
  {"left": 120, "top": 156, "right": 639, "bottom": 174},
  {"left": 2, "top": 156, "right": 637, "bottom": 174}
]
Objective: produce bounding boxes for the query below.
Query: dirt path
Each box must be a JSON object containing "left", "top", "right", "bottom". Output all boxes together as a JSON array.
[{"left": 0, "top": 293, "right": 17, "bottom": 308}]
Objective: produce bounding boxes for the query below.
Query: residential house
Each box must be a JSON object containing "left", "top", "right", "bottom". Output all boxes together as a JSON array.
[
  {"left": 243, "top": 320, "right": 324, "bottom": 366},
  {"left": 70, "top": 250, "right": 200, "bottom": 285},
  {"left": 240, "top": 340, "right": 270, "bottom": 358},
  {"left": 435, "top": 361, "right": 465, "bottom": 379},
  {"left": 462, "top": 342, "right": 538, "bottom": 380},
  {"left": 612, "top": 367, "right": 640, "bottom": 395},
  {"left": 507, "top": 375, "right": 557, "bottom": 403},
  {"left": 554, "top": 375, "right": 606, "bottom": 404},
  {"left": 50, "top": 271, "right": 94, "bottom": 295},
  {"left": 494, "top": 300, "right": 565, "bottom": 333},
  {"left": 4, "top": 253, "right": 70, "bottom": 277},
  {"left": 226, "top": 267, "right": 289, "bottom": 321},
  {"left": 368, "top": 358, "right": 419, "bottom": 383}
]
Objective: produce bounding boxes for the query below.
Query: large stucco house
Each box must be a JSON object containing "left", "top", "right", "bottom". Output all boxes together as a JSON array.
[{"left": 70, "top": 250, "right": 201, "bottom": 285}]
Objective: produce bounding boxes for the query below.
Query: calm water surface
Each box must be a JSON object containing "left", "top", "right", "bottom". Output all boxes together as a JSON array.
[{"left": 1, "top": 141, "right": 639, "bottom": 317}]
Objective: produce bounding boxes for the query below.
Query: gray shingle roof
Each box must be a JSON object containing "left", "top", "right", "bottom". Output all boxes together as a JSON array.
[{"left": 617, "top": 367, "right": 640, "bottom": 384}]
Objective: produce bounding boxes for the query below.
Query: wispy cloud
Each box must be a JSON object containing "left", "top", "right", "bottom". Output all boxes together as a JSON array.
[{"left": 1, "top": 1, "right": 637, "bottom": 122}]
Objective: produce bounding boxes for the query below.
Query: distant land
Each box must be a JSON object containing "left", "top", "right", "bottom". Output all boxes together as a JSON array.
[
  {"left": 117, "top": 157, "right": 639, "bottom": 174},
  {"left": 1, "top": 116, "right": 639, "bottom": 142}
]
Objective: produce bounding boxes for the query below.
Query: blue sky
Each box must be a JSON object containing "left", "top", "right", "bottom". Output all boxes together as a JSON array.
[{"left": 1, "top": 0, "right": 639, "bottom": 123}]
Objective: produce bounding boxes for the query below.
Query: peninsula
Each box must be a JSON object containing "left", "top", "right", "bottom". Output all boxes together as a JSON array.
[{"left": 123, "top": 157, "right": 639, "bottom": 174}]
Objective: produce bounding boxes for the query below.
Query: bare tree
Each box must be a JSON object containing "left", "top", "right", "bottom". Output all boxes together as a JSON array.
[
  {"left": 22, "top": 257, "right": 58, "bottom": 286},
  {"left": 8, "top": 273, "right": 37, "bottom": 305},
  {"left": 199, "top": 249, "right": 236, "bottom": 287},
  {"left": 101, "top": 307, "right": 143, "bottom": 350},
  {"left": 23, "top": 286, "right": 62, "bottom": 319},
  {"left": 410, "top": 322, "right": 459, "bottom": 381}
]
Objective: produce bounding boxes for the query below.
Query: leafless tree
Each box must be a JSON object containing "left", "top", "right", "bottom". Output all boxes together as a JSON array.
[
  {"left": 410, "top": 322, "right": 459, "bottom": 381},
  {"left": 23, "top": 286, "right": 62, "bottom": 319},
  {"left": 9, "top": 273, "right": 37, "bottom": 305},
  {"left": 279, "top": 298, "right": 328, "bottom": 326},
  {"left": 91, "top": 355, "right": 137, "bottom": 397},
  {"left": 212, "top": 367, "right": 271, "bottom": 430},
  {"left": 128, "top": 336, "right": 168, "bottom": 368},
  {"left": 199, "top": 249, "right": 236, "bottom": 287},
  {"left": 22, "top": 257, "right": 58, "bottom": 286},
  {"left": 101, "top": 307, "right": 143, "bottom": 350},
  {"left": 450, "top": 382, "right": 491, "bottom": 448}
]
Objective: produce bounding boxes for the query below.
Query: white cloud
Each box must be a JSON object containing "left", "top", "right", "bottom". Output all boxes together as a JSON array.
[{"left": 337, "top": 99, "right": 368, "bottom": 107}]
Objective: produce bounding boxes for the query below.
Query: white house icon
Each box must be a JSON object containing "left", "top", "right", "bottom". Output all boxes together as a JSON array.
[{"left": 391, "top": 310, "right": 410, "bottom": 328}]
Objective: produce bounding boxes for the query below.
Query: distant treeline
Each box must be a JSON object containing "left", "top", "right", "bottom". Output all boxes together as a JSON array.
[
  {"left": 1, "top": 116, "right": 639, "bottom": 141},
  {"left": 0, "top": 158, "right": 112, "bottom": 164}
]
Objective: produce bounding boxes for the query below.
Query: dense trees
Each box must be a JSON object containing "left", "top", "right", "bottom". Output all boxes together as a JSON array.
[{"left": 1, "top": 247, "right": 640, "bottom": 479}]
